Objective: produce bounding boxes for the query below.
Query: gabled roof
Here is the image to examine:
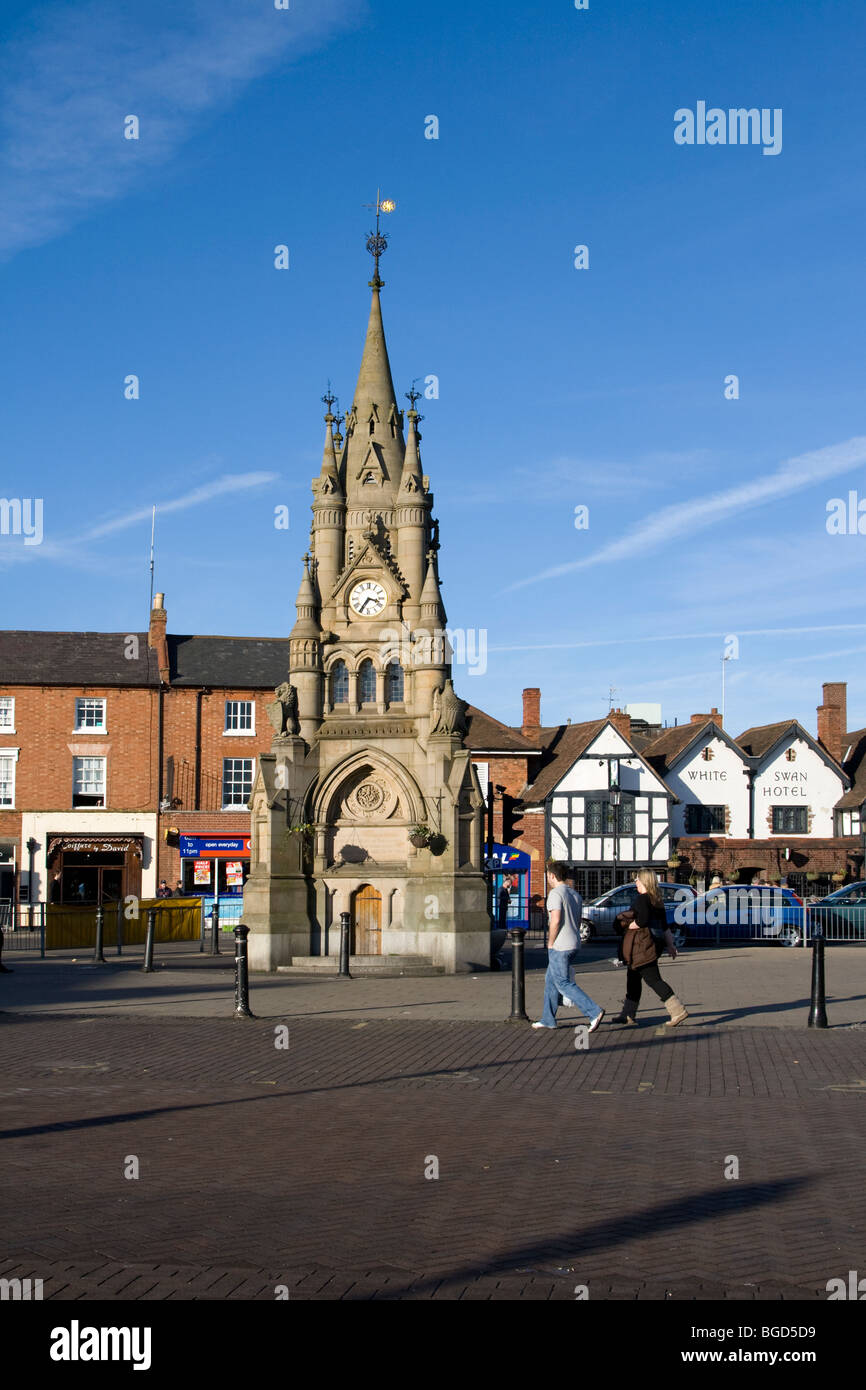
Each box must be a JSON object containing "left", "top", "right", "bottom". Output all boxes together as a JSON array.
[
  {"left": 644, "top": 719, "right": 746, "bottom": 775},
  {"left": 522, "top": 720, "right": 608, "bottom": 805},
  {"left": 0, "top": 631, "right": 158, "bottom": 686},
  {"left": 736, "top": 718, "right": 847, "bottom": 780},
  {"left": 463, "top": 706, "right": 539, "bottom": 754},
  {"left": 837, "top": 727, "right": 866, "bottom": 809},
  {"left": 736, "top": 721, "right": 797, "bottom": 758}
]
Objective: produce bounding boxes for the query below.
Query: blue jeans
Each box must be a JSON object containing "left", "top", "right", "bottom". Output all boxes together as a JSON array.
[{"left": 541, "top": 948, "right": 602, "bottom": 1027}]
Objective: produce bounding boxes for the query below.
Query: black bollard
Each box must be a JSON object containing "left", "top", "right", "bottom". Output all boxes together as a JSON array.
[
  {"left": 210, "top": 897, "right": 220, "bottom": 955},
  {"left": 505, "top": 926, "right": 529, "bottom": 1023},
  {"left": 234, "top": 924, "right": 255, "bottom": 1018},
  {"left": 338, "top": 910, "right": 352, "bottom": 978},
  {"left": 93, "top": 904, "right": 106, "bottom": 964},
  {"left": 808, "top": 925, "right": 828, "bottom": 1028},
  {"left": 142, "top": 908, "right": 156, "bottom": 973}
]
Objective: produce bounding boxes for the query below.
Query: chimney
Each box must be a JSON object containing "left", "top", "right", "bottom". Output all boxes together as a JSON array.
[
  {"left": 522, "top": 687, "right": 541, "bottom": 740},
  {"left": 609, "top": 707, "right": 631, "bottom": 739},
  {"left": 148, "top": 592, "right": 170, "bottom": 683},
  {"left": 691, "top": 707, "right": 722, "bottom": 726},
  {"left": 817, "top": 681, "right": 847, "bottom": 765}
]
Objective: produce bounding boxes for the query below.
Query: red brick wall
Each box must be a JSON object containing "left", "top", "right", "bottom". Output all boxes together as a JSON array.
[{"left": 1, "top": 684, "right": 157, "bottom": 811}]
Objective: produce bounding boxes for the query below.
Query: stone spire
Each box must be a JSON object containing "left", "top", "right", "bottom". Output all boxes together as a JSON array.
[
  {"left": 395, "top": 396, "right": 430, "bottom": 628},
  {"left": 399, "top": 406, "right": 424, "bottom": 493},
  {"left": 317, "top": 413, "right": 342, "bottom": 498},
  {"left": 419, "top": 548, "right": 446, "bottom": 628},
  {"left": 342, "top": 278, "right": 405, "bottom": 509},
  {"left": 312, "top": 400, "right": 347, "bottom": 630},
  {"left": 290, "top": 553, "right": 319, "bottom": 639}
]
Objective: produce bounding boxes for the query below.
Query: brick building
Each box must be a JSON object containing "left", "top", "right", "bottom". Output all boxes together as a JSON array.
[{"left": 0, "top": 597, "right": 293, "bottom": 911}]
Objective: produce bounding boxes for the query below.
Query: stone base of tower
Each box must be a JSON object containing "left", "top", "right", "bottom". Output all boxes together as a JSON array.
[
  {"left": 241, "top": 870, "right": 318, "bottom": 972},
  {"left": 242, "top": 867, "right": 491, "bottom": 975}
]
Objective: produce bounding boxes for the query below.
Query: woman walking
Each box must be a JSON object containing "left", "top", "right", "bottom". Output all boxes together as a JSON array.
[{"left": 611, "top": 868, "right": 688, "bottom": 1027}]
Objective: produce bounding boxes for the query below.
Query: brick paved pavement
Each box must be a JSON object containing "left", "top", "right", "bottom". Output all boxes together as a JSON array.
[{"left": 2, "top": 1011, "right": 864, "bottom": 1300}]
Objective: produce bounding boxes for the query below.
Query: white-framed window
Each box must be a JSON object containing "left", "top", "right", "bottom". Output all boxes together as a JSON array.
[
  {"left": 0, "top": 697, "right": 15, "bottom": 733},
  {"left": 837, "top": 809, "right": 861, "bottom": 836},
  {"left": 0, "top": 748, "right": 18, "bottom": 808},
  {"left": 225, "top": 700, "right": 255, "bottom": 735},
  {"left": 73, "top": 755, "right": 106, "bottom": 807},
  {"left": 223, "top": 758, "right": 254, "bottom": 809},
  {"left": 74, "top": 697, "right": 106, "bottom": 732}
]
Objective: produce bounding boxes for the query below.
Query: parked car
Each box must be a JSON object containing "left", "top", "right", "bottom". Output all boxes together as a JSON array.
[
  {"left": 807, "top": 881, "right": 866, "bottom": 941},
  {"left": 580, "top": 881, "right": 696, "bottom": 946},
  {"left": 674, "top": 884, "right": 806, "bottom": 946}
]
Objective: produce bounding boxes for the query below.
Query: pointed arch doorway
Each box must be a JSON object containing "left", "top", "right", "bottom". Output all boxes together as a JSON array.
[{"left": 352, "top": 884, "right": 382, "bottom": 955}]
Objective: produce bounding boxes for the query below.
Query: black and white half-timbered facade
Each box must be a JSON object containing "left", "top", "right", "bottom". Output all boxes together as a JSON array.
[{"left": 523, "top": 717, "right": 674, "bottom": 900}]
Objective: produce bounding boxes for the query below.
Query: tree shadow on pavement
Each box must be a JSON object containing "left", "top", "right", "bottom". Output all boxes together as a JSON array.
[{"left": 343, "top": 1176, "right": 809, "bottom": 1298}]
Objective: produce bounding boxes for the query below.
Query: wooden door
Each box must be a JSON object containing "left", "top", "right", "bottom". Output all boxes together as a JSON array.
[{"left": 353, "top": 884, "right": 382, "bottom": 955}]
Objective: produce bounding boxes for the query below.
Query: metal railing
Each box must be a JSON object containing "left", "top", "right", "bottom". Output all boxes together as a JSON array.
[
  {"left": 1, "top": 903, "right": 47, "bottom": 954},
  {"left": 673, "top": 889, "right": 866, "bottom": 946}
]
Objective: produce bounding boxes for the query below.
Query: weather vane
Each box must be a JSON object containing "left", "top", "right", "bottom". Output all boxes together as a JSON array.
[
  {"left": 405, "top": 383, "right": 423, "bottom": 424},
  {"left": 321, "top": 381, "right": 337, "bottom": 420},
  {"left": 363, "top": 188, "right": 396, "bottom": 282}
]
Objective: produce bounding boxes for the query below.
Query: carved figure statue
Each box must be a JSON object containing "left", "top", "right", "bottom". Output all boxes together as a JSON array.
[
  {"left": 435, "top": 679, "right": 467, "bottom": 735},
  {"left": 267, "top": 682, "right": 300, "bottom": 739}
]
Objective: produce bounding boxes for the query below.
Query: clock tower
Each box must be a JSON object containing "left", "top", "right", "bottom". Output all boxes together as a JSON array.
[{"left": 243, "top": 217, "right": 490, "bottom": 973}]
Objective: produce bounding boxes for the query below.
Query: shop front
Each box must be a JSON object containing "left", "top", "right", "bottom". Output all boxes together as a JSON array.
[
  {"left": 178, "top": 834, "right": 251, "bottom": 923},
  {"left": 46, "top": 834, "right": 143, "bottom": 905}
]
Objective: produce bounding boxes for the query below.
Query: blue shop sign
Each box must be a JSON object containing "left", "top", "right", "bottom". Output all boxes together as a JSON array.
[{"left": 179, "top": 835, "right": 251, "bottom": 858}]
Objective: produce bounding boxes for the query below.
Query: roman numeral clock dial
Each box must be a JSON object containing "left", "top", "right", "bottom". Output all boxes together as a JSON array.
[{"left": 349, "top": 580, "right": 387, "bottom": 617}]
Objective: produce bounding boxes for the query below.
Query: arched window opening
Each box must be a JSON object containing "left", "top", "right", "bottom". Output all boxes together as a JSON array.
[
  {"left": 386, "top": 662, "right": 405, "bottom": 702},
  {"left": 331, "top": 660, "right": 349, "bottom": 703},
  {"left": 358, "top": 659, "right": 376, "bottom": 704}
]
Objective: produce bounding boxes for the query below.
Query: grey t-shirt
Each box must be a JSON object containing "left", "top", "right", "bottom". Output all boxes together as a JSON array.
[{"left": 546, "top": 882, "right": 583, "bottom": 953}]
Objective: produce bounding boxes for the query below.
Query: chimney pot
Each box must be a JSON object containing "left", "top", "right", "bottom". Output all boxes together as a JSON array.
[{"left": 522, "top": 688, "right": 541, "bottom": 739}]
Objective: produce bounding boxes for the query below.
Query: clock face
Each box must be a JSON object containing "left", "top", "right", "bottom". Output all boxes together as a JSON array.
[{"left": 349, "top": 580, "right": 387, "bottom": 617}]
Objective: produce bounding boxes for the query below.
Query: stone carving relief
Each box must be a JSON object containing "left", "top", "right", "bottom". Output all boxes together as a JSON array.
[{"left": 344, "top": 775, "right": 398, "bottom": 821}]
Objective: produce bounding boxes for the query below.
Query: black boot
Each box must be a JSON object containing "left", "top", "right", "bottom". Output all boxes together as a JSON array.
[{"left": 611, "top": 996, "right": 637, "bottom": 1024}]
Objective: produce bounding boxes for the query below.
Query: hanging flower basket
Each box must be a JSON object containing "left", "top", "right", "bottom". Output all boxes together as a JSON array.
[
  {"left": 806, "top": 872, "right": 819, "bottom": 883},
  {"left": 832, "top": 871, "right": 845, "bottom": 883},
  {"left": 409, "top": 823, "right": 432, "bottom": 848},
  {"left": 667, "top": 856, "right": 681, "bottom": 869}
]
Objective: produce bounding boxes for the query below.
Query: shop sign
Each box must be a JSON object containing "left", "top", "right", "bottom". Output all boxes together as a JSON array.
[
  {"left": 180, "top": 835, "right": 250, "bottom": 858},
  {"left": 193, "top": 859, "right": 212, "bottom": 885}
]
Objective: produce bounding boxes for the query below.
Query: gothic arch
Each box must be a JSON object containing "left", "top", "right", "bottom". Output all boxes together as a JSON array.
[{"left": 311, "top": 747, "right": 426, "bottom": 826}]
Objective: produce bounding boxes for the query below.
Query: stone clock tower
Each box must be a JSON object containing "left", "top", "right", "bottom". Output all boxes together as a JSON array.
[{"left": 243, "top": 222, "right": 490, "bottom": 973}]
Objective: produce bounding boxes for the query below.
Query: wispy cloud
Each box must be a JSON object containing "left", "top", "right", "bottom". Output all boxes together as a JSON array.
[
  {"left": 489, "top": 623, "right": 866, "bottom": 655},
  {"left": 0, "top": 0, "right": 357, "bottom": 258},
  {"left": 85, "top": 472, "right": 277, "bottom": 539},
  {"left": 0, "top": 470, "right": 277, "bottom": 568},
  {"left": 507, "top": 436, "right": 866, "bottom": 590}
]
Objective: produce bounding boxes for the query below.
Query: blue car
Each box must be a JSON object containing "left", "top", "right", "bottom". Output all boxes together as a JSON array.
[
  {"left": 674, "top": 885, "right": 806, "bottom": 946},
  {"left": 807, "top": 881, "right": 866, "bottom": 941}
]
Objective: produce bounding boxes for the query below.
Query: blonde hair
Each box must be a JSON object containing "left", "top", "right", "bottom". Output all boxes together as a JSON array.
[{"left": 635, "top": 867, "right": 663, "bottom": 910}]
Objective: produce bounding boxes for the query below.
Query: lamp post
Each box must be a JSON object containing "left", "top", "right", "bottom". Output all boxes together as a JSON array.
[{"left": 609, "top": 759, "right": 621, "bottom": 891}]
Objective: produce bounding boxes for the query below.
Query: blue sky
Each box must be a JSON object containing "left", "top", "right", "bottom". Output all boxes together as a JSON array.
[{"left": 1, "top": 0, "right": 865, "bottom": 739}]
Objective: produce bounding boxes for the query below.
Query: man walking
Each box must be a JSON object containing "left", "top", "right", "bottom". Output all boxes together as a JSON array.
[{"left": 532, "top": 861, "right": 604, "bottom": 1031}]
